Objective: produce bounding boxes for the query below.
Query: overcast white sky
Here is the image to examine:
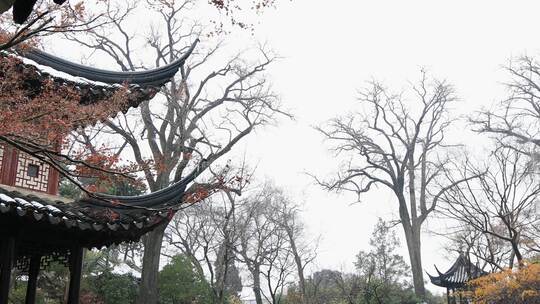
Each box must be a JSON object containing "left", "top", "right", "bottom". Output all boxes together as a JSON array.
[
  {"left": 45, "top": 0, "right": 540, "bottom": 296},
  {"left": 229, "top": 0, "right": 540, "bottom": 295}
]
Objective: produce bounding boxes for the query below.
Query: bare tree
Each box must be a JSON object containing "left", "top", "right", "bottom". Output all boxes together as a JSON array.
[
  {"left": 165, "top": 164, "right": 252, "bottom": 304},
  {"left": 166, "top": 188, "right": 243, "bottom": 304},
  {"left": 260, "top": 227, "right": 295, "bottom": 304},
  {"left": 168, "top": 180, "right": 311, "bottom": 304},
  {"left": 270, "top": 189, "right": 318, "bottom": 304},
  {"left": 471, "top": 55, "right": 540, "bottom": 155},
  {"left": 230, "top": 183, "right": 299, "bottom": 304},
  {"left": 441, "top": 223, "right": 513, "bottom": 272},
  {"left": 234, "top": 185, "right": 280, "bottom": 304},
  {"left": 440, "top": 147, "right": 540, "bottom": 268},
  {"left": 64, "top": 1, "right": 290, "bottom": 303},
  {"left": 315, "top": 71, "right": 475, "bottom": 299}
]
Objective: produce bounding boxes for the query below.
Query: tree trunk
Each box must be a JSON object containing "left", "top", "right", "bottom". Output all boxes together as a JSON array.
[
  {"left": 287, "top": 229, "right": 307, "bottom": 304},
  {"left": 402, "top": 221, "right": 425, "bottom": 300},
  {"left": 252, "top": 264, "right": 263, "bottom": 304},
  {"left": 395, "top": 190, "right": 426, "bottom": 301},
  {"left": 510, "top": 241, "right": 523, "bottom": 268},
  {"left": 294, "top": 254, "right": 307, "bottom": 304},
  {"left": 136, "top": 224, "right": 167, "bottom": 304}
]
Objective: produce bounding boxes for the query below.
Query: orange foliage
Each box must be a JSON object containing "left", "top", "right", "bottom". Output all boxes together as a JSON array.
[{"left": 468, "top": 262, "right": 540, "bottom": 304}]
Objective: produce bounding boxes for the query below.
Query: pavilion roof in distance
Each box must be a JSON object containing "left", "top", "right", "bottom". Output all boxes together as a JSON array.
[{"left": 428, "top": 254, "right": 488, "bottom": 289}]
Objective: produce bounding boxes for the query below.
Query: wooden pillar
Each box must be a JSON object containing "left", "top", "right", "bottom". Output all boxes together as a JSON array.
[
  {"left": 67, "top": 247, "right": 84, "bottom": 304},
  {"left": 0, "top": 237, "right": 16, "bottom": 303},
  {"left": 25, "top": 255, "right": 41, "bottom": 304},
  {"left": 0, "top": 147, "right": 18, "bottom": 186}
]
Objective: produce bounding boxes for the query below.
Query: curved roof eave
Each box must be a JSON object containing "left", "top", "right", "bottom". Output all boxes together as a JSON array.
[
  {"left": 428, "top": 254, "right": 489, "bottom": 289},
  {"left": 90, "top": 161, "right": 206, "bottom": 208},
  {"left": 19, "top": 39, "right": 199, "bottom": 86}
]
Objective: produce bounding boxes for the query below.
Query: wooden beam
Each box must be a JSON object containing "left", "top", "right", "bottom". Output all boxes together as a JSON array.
[
  {"left": 67, "top": 247, "right": 84, "bottom": 304},
  {"left": 0, "top": 237, "right": 16, "bottom": 303},
  {"left": 25, "top": 255, "right": 41, "bottom": 304}
]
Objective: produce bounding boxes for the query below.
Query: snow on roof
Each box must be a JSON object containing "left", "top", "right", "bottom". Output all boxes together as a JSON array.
[{"left": 17, "top": 54, "right": 125, "bottom": 88}]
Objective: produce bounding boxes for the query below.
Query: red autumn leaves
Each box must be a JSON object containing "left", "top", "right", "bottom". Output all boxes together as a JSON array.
[{"left": 0, "top": 54, "right": 130, "bottom": 144}]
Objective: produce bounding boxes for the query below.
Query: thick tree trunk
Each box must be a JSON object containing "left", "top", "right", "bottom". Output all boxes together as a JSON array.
[
  {"left": 402, "top": 221, "right": 425, "bottom": 300},
  {"left": 136, "top": 224, "right": 167, "bottom": 304},
  {"left": 395, "top": 189, "right": 426, "bottom": 301}
]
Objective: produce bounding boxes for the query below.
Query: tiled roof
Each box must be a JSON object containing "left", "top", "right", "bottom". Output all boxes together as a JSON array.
[
  {"left": 22, "top": 42, "right": 197, "bottom": 86},
  {"left": 428, "top": 254, "right": 488, "bottom": 289},
  {"left": 1, "top": 40, "right": 197, "bottom": 108},
  {"left": 0, "top": 186, "right": 171, "bottom": 250}
]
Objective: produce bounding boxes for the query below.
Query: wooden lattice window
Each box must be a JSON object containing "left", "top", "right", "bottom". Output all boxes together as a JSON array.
[{"left": 15, "top": 153, "right": 50, "bottom": 192}]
